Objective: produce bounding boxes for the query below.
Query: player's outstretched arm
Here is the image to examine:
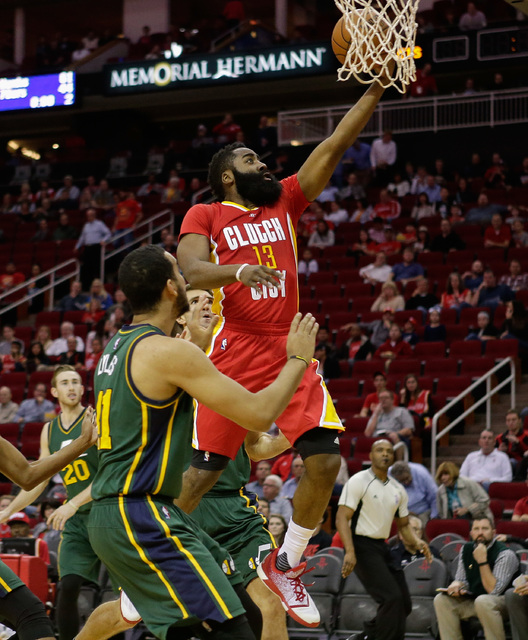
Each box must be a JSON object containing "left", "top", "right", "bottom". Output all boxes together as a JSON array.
[
  {"left": 244, "top": 430, "right": 291, "bottom": 462},
  {"left": 48, "top": 483, "right": 93, "bottom": 530},
  {"left": 155, "top": 313, "right": 318, "bottom": 432},
  {"left": 297, "top": 82, "right": 386, "bottom": 202},
  {"left": 0, "top": 423, "right": 52, "bottom": 522},
  {"left": 0, "top": 407, "right": 97, "bottom": 491},
  {"left": 178, "top": 233, "right": 283, "bottom": 293}
]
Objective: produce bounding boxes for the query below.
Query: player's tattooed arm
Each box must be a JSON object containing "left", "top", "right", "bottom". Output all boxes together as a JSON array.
[{"left": 245, "top": 430, "right": 291, "bottom": 461}]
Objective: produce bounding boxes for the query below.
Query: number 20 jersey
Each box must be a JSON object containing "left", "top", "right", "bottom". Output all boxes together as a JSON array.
[
  {"left": 48, "top": 409, "right": 98, "bottom": 514},
  {"left": 179, "top": 174, "right": 309, "bottom": 329}
]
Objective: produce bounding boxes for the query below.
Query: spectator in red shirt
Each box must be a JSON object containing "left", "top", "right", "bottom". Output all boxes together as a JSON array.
[
  {"left": 409, "top": 63, "right": 438, "bottom": 98},
  {"left": 83, "top": 336, "right": 104, "bottom": 372},
  {"left": 374, "top": 323, "right": 414, "bottom": 367},
  {"left": 496, "top": 409, "right": 528, "bottom": 463},
  {"left": 484, "top": 213, "right": 511, "bottom": 249},
  {"left": 113, "top": 192, "right": 143, "bottom": 247},
  {"left": 359, "top": 371, "right": 397, "bottom": 417},
  {"left": 270, "top": 450, "right": 295, "bottom": 482},
  {"left": 512, "top": 469, "right": 528, "bottom": 521},
  {"left": 0, "top": 262, "right": 25, "bottom": 293},
  {"left": 373, "top": 189, "right": 401, "bottom": 221},
  {"left": 374, "top": 226, "right": 402, "bottom": 256},
  {"left": 212, "top": 113, "right": 242, "bottom": 145}
]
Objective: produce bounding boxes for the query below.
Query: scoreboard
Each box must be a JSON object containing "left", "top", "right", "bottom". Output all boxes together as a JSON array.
[{"left": 0, "top": 71, "right": 75, "bottom": 113}]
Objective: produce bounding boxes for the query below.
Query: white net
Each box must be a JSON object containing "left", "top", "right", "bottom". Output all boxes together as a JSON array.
[{"left": 334, "top": 0, "right": 420, "bottom": 94}]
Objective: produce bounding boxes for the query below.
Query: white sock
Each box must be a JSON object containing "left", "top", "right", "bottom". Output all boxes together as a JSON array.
[{"left": 278, "top": 518, "right": 315, "bottom": 568}]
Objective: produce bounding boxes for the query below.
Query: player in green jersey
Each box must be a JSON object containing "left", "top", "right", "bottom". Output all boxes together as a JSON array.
[
  {"left": 87, "top": 245, "right": 317, "bottom": 640},
  {"left": 178, "top": 287, "right": 290, "bottom": 640},
  {"left": 0, "top": 365, "right": 100, "bottom": 640},
  {"left": 0, "top": 397, "right": 96, "bottom": 640}
]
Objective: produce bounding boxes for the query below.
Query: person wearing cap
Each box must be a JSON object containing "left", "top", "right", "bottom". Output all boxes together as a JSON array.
[
  {"left": 374, "top": 323, "right": 414, "bottom": 367},
  {"left": 5, "top": 512, "right": 50, "bottom": 565},
  {"left": 391, "top": 247, "right": 424, "bottom": 286},
  {"left": 374, "top": 226, "right": 401, "bottom": 256},
  {"left": 401, "top": 318, "right": 419, "bottom": 346}
]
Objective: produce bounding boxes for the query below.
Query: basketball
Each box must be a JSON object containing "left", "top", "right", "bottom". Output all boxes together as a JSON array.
[{"left": 331, "top": 10, "right": 383, "bottom": 69}]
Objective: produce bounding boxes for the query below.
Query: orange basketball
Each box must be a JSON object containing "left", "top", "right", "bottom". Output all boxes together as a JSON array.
[
  {"left": 331, "top": 10, "right": 384, "bottom": 69},
  {"left": 331, "top": 16, "right": 353, "bottom": 65}
]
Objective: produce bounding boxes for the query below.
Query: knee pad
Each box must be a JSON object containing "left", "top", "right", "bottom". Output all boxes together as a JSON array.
[{"left": 0, "top": 586, "right": 54, "bottom": 640}]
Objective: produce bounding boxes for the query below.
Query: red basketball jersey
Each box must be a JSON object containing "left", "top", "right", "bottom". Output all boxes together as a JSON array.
[{"left": 179, "top": 174, "right": 310, "bottom": 328}]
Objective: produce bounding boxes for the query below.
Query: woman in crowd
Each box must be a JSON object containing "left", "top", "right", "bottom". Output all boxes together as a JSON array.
[
  {"left": 413, "top": 226, "right": 431, "bottom": 253},
  {"left": 267, "top": 514, "right": 287, "bottom": 547},
  {"left": 440, "top": 272, "right": 472, "bottom": 316},
  {"left": 307, "top": 220, "right": 335, "bottom": 250},
  {"left": 371, "top": 281, "right": 405, "bottom": 312},
  {"left": 399, "top": 373, "right": 433, "bottom": 429},
  {"left": 350, "top": 228, "right": 377, "bottom": 258},
  {"left": 411, "top": 192, "right": 434, "bottom": 221},
  {"left": 435, "top": 461, "right": 493, "bottom": 520},
  {"left": 501, "top": 300, "right": 528, "bottom": 351},
  {"left": 34, "top": 325, "right": 53, "bottom": 353},
  {"left": 86, "top": 279, "right": 113, "bottom": 310},
  {"left": 25, "top": 341, "right": 52, "bottom": 374}
]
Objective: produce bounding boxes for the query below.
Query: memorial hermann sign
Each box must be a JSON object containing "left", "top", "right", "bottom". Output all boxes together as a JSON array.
[{"left": 104, "top": 43, "right": 335, "bottom": 95}]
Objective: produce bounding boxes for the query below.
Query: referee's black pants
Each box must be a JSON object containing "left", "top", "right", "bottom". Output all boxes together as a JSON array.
[{"left": 353, "top": 535, "right": 412, "bottom": 640}]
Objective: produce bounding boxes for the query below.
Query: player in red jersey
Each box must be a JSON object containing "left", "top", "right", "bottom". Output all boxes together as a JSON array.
[{"left": 177, "top": 78, "right": 389, "bottom": 626}]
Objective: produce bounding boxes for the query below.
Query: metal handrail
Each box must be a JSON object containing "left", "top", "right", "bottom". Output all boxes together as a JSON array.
[
  {"left": 430, "top": 357, "right": 516, "bottom": 474},
  {"left": 0, "top": 259, "right": 79, "bottom": 317},
  {"left": 99, "top": 209, "right": 176, "bottom": 282}
]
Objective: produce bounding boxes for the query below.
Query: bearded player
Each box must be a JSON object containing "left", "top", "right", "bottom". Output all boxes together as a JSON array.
[
  {"left": 0, "top": 366, "right": 99, "bottom": 640},
  {"left": 177, "top": 80, "right": 389, "bottom": 625}
]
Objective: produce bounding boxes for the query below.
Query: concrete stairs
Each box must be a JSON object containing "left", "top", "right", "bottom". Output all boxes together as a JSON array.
[{"left": 427, "top": 373, "right": 528, "bottom": 470}]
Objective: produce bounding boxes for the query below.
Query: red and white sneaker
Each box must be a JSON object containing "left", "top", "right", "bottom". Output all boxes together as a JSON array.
[{"left": 257, "top": 548, "right": 320, "bottom": 627}]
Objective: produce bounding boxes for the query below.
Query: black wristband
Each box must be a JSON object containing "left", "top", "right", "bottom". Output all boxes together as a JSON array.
[
  {"left": 289, "top": 355, "right": 310, "bottom": 368},
  {"left": 478, "top": 562, "right": 489, "bottom": 567}
]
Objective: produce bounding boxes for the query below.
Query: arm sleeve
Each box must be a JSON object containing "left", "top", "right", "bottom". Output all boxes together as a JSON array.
[
  {"left": 395, "top": 484, "right": 409, "bottom": 519},
  {"left": 491, "top": 550, "right": 519, "bottom": 595}
]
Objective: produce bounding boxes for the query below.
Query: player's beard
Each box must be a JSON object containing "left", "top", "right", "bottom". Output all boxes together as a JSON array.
[
  {"left": 232, "top": 168, "right": 283, "bottom": 207},
  {"left": 173, "top": 281, "right": 190, "bottom": 319}
]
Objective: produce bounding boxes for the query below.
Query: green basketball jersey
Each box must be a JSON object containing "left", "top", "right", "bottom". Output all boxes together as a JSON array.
[
  {"left": 91, "top": 324, "right": 194, "bottom": 501},
  {"left": 206, "top": 446, "right": 251, "bottom": 496},
  {"left": 48, "top": 409, "right": 98, "bottom": 514}
]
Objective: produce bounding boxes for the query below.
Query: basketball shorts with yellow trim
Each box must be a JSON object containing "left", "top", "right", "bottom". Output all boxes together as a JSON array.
[
  {"left": 191, "top": 489, "right": 275, "bottom": 587},
  {"left": 0, "top": 560, "right": 24, "bottom": 598},
  {"left": 88, "top": 496, "right": 244, "bottom": 640},
  {"left": 59, "top": 510, "right": 101, "bottom": 584},
  {"left": 194, "top": 329, "right": 343, "bottom": 459}
]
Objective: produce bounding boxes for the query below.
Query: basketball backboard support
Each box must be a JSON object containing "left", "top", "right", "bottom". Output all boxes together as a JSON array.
[{"left": 503, "top": 0, "right": 528, "bottom": 17}]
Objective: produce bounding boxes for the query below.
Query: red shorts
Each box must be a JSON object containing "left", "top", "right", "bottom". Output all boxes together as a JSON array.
[{"left": 193, "top": 321, "right": 343, "bottom": 459}]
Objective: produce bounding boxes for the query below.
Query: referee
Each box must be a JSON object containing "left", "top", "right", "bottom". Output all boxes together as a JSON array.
[{"left": 336, "top": 439, "right": 432, "bottom": 640}]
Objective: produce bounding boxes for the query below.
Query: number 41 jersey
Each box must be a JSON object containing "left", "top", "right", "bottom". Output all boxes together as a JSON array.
[
  {"left": 179, "top": 174, "right": 310, "bottom": 328},
  {"left": 48, "top": 409, "right": 98, "bottom": 514}
]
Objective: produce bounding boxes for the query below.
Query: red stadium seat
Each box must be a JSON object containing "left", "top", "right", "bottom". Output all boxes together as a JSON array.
[
  {"left": 459, "top": 356, "right": 496, "bottom": 378},
  {"left": 63, "top": 311, "right": 85, "bottom": 324},
  {"left": 484, "top": 339, "right": 519, "bottom": 360},
  {"left": 439, "top": 309, "right": 457, "bottom": 325},
  {"left": 489, "top": 499, "right": 504, "bottom": 522},
  {"left": 489, "top": 482, "right": 528, "bottom": 513},
  {"left": 320, "top": 298, "right": 350, "bottom": 314},
  {"left": 342, "top": 282, "right": 372, "bottom": 298},
  {"left": 19, "top": 422, "right": 44, "bottom": 459},
  {"left": 309, "top": 271, "right": 336, "bottom": 286},
  {"left": 0, "top": 372, "right": 27, "bottom": 387},
  {"left": 326, "top": 311, "right": 357, "bottom": 331},
  {"left": 449, "top": 340, "right": 482, "bottom": 358},
  {"left": 342, "top": 417, "right": 369, "bottom": 435},
  {"left": 459, "top": 307, "right": 491, "bottom": 326},
  {"left": 346, "top": 458, "right": 364, "bottom": 476},
  {"left": 353, "top": 436, "right": 379, "bottom": 462},
  {"left": 352, "top": 360, "right": 385, "bottom": 379},
  {"left": 495, "top": 521, "right": 528, "bottom": 538},
  {"left": 417, "top": 252, "right": 445, "bottom": 267},
  {"left": 0, "top": 423, "right": 19, "bottom": 447},
  {"left": 387, "top": 359, "right": 421, "bottom": 376},
  {"left": 394, "top": 310, "right": 423, "bottom": 326},
  {"left": 13, "top": 326, "right": 33, "bottom": 349},
  {"left": 35, "top": 311, "right": 61, "bottom": 326},
  {"left": 414, "top": 342, "right": 446, "bottom": 359},
  {"left": 423, "top": 358, "right": 458, "bottom": 377},
  {"left": 425, "top": 519, "right": 470, "bottom": 541},
  {"left": 312, "top": 284, "right": 343, "bottom": 300},
  {"left": 444, "top": 324, "right": 471, "bottom": 344},
  {"left": 334, "top": 397, "right": 365, "bottom": 415}
]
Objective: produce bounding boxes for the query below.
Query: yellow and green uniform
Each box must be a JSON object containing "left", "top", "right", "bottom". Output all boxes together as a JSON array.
[
  {"left": 89, "top": 324, "right": 244, "bottom": 640},
  {"left": 48, "top": 410, "right": 101, "bottom": 582},
  {"left": 191, "top": 446, "right": 276, "bottom": 586}
]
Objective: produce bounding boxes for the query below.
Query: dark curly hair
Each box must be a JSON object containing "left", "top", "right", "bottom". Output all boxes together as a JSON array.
[{"left": 207, "top": 142, "right": 246, "bottom": 201}]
